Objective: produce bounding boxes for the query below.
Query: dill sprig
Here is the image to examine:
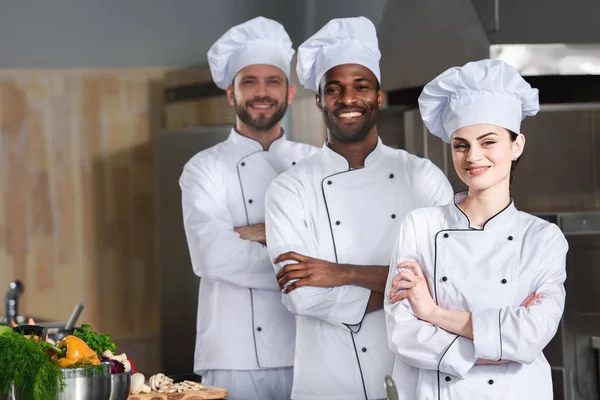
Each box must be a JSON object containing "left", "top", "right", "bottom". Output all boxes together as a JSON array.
[
  {"left": 0, "top": 330, "right": 65, "bottom": 400},
  {"left": 67, "top": 359, "right": 110, "bottom": 377}
]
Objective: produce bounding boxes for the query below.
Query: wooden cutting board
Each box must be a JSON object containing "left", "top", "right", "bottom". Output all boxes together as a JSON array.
[{"left": 127, "top": 385, "right": 228, "bottom": 399}]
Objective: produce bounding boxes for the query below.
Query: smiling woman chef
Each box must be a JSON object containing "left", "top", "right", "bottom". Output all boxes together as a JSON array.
[{"left": 384, "top": 59, "right": 568, "bottom": 400}]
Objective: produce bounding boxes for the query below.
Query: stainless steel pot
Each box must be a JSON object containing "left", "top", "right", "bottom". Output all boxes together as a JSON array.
[
  {"left": 108, "top": 372, "right": 130, "bottom": 400},
  {"left": 0, "top": 387, "right": 19, "bottom": 400},
  {"left": 2, "top": 364, "right": 112, "bottom": 400},
  {"left": 57, "top": 363, "right": 112, "bottom": 400}
]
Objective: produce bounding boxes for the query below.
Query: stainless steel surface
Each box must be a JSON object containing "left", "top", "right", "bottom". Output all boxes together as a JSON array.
[
  {"left": 64, "top": 302, "right": 84, "bottom": 331},
  {"left": 109, "top": 372, "right": 131, "bottom": 400},
  {"left": 491, "top": 44, "right": 600, "bottom": 76},
  {"left": 378, "top": 0, "right": 490, "bottom": 91},
  {"left": 493, "top": 0, "right": 500, "bottom": 32},
  {"left": 155, "top": 125, "right": 232, "bottom": 374},
  {"left": 0, "top": 386, "right": 20, "bottom": 400},
  {"left": 57, "top": 363, "right": 111, "bottom": 400},
  {"left": 4, "top": 280, "right": 24, "bottom": 325},
  {"left": 2, "top": 364, "right": 111, "bottom": 400},
  {"left": 384, "top": 375, "right": 399, "bottom": 400}
]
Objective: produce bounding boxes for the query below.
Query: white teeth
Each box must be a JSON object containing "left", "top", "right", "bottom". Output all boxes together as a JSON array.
[
  {"left": 339, "top": 112, "right": 362, "bottom": 119},
  {"left": 468, "top": 167, "right": 488, "bottom": 173},
  {"left": 251, "top": 104, "right": 273, "bottom": 109}
]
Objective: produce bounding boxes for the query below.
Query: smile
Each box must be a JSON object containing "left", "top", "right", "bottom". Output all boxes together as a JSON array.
[
  {"left": 337, "top": 111, "right": 364, "bottom": 120},
  {"left": 249, "top": 103, "right": 275, "bottom": 109},
  {"left": 466, "top": 166, "right": 491, "bottom": 176}
]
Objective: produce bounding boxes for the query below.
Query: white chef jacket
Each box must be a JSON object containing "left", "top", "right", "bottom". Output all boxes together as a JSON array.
[
  {"left": 384, "top": 192, "right": 568, "bottom": 400},
  {"left": 180, "top": 128, "right": 318, "bottom": 374},
  {"left": 265, "top": 138, "right": 453, "bottom": 400}
]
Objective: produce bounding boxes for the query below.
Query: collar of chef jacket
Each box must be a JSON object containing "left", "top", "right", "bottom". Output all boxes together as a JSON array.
[
  {"left": 449, "top": 191, "right": 519, "bottom": 232},
  {"left": 321, "top": 136, "right": 384, "bottom": 171},
  {"left": 227, "top": 127, "right": 288, "bottom": 153}
]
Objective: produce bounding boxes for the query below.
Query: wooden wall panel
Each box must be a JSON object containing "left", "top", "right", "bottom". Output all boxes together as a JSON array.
[{"left": 0, "top": 68, "right": 166, "bottom": 373}]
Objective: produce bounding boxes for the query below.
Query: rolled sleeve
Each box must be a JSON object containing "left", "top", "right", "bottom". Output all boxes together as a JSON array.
[
  {"left": 439, "top": 336, "right": 477, "bottom": 378},
  {"left": 471, "top": 308, "right": 502, "bottom": 361}
]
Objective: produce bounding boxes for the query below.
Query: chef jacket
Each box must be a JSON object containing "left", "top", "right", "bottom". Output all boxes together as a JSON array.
[
  {"left": 384, "top": 192, "right": 568, "bottom": 400},
  {"left": 180, "top": 128, "right": 318, "bottom": 373},
  {"left": 265, "top": 138, "right": 453, "bottom": 400}
]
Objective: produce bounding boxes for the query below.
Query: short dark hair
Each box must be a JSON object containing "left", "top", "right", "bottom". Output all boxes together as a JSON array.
[{"left": 508, "top": 130, "right": 521, "bottom": 186}]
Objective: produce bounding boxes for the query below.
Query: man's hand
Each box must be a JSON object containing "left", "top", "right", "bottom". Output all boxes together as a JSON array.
[
  {"left": 475, "top": 359, "right": 512, "bottom": 365},
  {"left": 234, "top": 223, "right": 266, "bottom": 244},
  {"left": 274, "top": 252, "right": 348, "bottom": 293}
]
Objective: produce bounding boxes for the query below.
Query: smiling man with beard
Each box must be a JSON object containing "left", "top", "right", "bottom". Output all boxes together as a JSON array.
[
  {"left": 179, "top": 17, "right": 318, "bottom": 400},
  {"left": 264, "top": 17, "right": 454, "bottom": 400}
]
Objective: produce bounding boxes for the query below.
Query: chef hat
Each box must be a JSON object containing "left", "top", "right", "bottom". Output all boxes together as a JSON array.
[
  {"left": 296, "top": 16, "right": 381, "bottom": 92},
  {"left": 207, "top": 16, "right": 295, "bottom": 90},
  {"left": 418, "top": 59, "right": 539, "bottom": 143}
]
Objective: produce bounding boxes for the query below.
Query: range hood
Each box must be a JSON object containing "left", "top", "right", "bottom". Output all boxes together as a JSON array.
[
  {"left": 491, "top": 43, "right": 600, "bottom": 75},
  {"left": 378, "top": 0, "right": 600, "bottom": 105}
]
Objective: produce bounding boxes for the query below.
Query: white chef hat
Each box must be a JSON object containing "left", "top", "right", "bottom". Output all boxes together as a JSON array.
[
  {"left": 419, "top": 59, "right": 539, "bottom": 143},
  {"left": 207, "top": 16, "right": 295, "bottom": 90},
  {"left": 296, "top": 16, "right": 381, "bottom": 92}
]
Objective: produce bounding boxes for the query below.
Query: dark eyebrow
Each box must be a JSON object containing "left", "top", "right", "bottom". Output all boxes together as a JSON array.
[
  {"left": 452, "top": 132, "right": 498, "bottom": 141},
  {"left": 324, "top": 80, "right": 341, "bottom": 87}
]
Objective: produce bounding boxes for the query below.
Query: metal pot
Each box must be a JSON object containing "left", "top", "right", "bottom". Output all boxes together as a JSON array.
[
  {"left": 2, "top": 364, "right": 112, "bottom": 400},
  {"left": 57, "top": 363, "right": 112, "bottom": 400},
  {"left": 0, "top": 387, "right": 19, "bottom": 400},
  {"left": 108, "top": 372, "right": 131, "bottom": 400}
]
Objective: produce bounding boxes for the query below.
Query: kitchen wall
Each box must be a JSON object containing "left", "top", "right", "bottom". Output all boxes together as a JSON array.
[{"left": 0, "top": 68, "right": 166, "bottom": 372}]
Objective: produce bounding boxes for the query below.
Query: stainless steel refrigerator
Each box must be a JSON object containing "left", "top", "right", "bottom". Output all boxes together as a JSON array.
[{"left": 154, "top": 125, "right": 232, "bottom": 377}]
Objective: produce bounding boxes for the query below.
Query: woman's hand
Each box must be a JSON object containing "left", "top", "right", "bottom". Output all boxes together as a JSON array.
[
  {"left": 521, "top": 292, "right": 543, "bottom": 308},
  {"left": 389, "top": 261, "right": 438, "bottom": 322}
]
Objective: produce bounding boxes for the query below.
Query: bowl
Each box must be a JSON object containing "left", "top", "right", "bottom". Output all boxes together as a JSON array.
[
  {"left": 1, "top": 363, "right": 112, "bottom": 400},
  {"left": 57, "top": 363, "right": 112, "bottom": 400},
  {"left": 109, "top": 372, "right": 131, "bottom": 400},
  {"left": 0, "top": 387, "right": 19, "bottom": 400}
]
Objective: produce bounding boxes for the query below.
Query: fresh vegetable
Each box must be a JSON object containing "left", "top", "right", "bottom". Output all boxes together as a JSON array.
[
  {"left": 130, "top": 373, "right": 151, "bottom": 395},
  {"left": 73, "top": 323, "right": 117, "bottom": 355},
  {"left": 102, "top": 350, "right": 132, "bottom": 373},
  {"left": 128, "top": 357, "right": 138, "bottom": 374},
  {"left": 50, "top": 336, "right": 100, "bottom": 368},
  {"left": 99, "top": 356, "right": 125, "bottom": 374},
  {"left": 0, "top": 329, "right": 65, "bottom": 400}
]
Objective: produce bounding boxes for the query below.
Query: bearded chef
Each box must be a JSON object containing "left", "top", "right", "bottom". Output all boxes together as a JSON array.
[
  {"left": 264, "top": 17, "right": 453, "bottom": 400},
  {"left": 384, "top": 59, "right": 569, "bottom": 400},
  {"left": 179, "top": 17, "right": 318, "bottom": 400}
]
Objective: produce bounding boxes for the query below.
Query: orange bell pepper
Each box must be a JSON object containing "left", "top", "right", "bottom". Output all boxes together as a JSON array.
[{"left": 50, "top": 335, "right": 100, "bottom": 368}]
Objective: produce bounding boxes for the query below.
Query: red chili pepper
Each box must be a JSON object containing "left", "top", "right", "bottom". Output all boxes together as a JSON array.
[{"left": 128, "top": 358, "right": 138, "bottom": 374}]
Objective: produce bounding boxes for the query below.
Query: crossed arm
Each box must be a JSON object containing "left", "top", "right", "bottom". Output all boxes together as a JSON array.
[
  {"left": 384, "top": 214, "right": 567, "bottom": 377},
  {"left": 388, "top": 262, "right": 541, "bottom": 366},
  {"left": 275, "top": 251, "right": 388, "bottom": 313}
]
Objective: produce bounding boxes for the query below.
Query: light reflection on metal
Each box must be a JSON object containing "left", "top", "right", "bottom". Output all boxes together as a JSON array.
[{"left": 490, "top": 44, "right": 600, "bottom": 75}]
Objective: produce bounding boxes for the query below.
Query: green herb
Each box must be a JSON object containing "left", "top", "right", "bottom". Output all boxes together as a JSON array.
[
  {"left": 0, "top": 330, "right": 65, "bottom": 400},
  {"left": 73, "top": 323, "right": 117, "bottom": 355},
  {"left": 67, "top": 360, "right": 110, "bottom": 377}
]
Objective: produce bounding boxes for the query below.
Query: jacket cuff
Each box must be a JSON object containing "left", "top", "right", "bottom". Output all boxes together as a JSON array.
[
  {"left": 472, "top": 308, "right": 502, "bottom": 360},
  {"left": 332, "top": 286, "right": 371, "bottom": 327},
  {"left": 438, "top": 336, "right": 476, "bottom": 378}
]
